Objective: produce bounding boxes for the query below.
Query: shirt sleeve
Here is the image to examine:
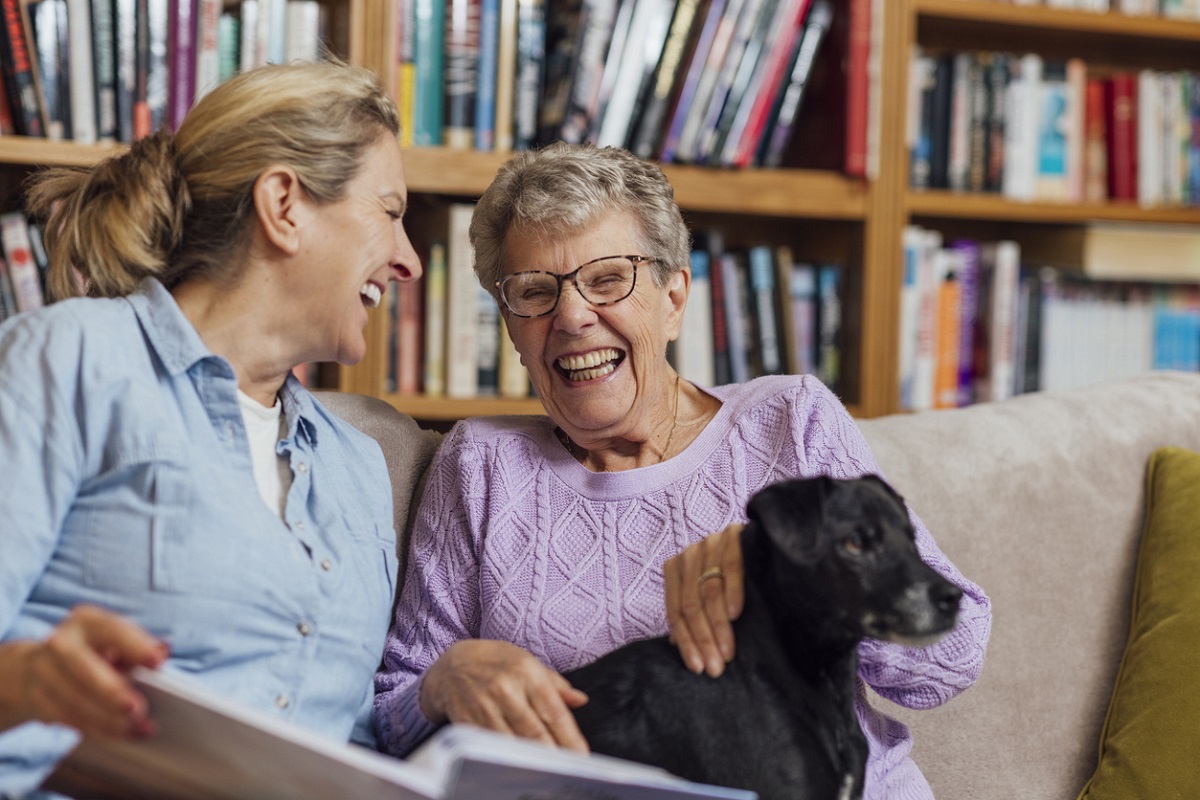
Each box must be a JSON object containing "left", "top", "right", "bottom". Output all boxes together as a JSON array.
[
  {"left": 373, "top": 424, "right": 487, "bottom": 756},
  {"left": 0, "top": 322, "right": 83, "bottom": 639},
  {"left": 791, "top": 377, "right": 992, "bottom": 710}
]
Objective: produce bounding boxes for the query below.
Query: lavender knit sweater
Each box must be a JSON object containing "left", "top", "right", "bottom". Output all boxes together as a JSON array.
[{"left": 375, "top": 375, "right": 991, "bottom": 799}]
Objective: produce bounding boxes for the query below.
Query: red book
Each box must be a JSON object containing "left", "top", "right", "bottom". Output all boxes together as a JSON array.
[
  {"left": 843, "top": 0, "right": 870, "bottom": 177},
  {"left": 1105, "top": 72, "right": 1138, "bottom": 202},
  {"left": 1083, "top": 76, "right": 1108, "bottom": 203}
]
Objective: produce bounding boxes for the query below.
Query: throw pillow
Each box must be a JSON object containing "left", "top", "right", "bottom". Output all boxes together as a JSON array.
[{"left": 1076, "top": 446, "right": 1200, "bottom": 799}]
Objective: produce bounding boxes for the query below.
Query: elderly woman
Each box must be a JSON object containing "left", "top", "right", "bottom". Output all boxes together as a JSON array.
[
  {"left": 0, "top": 61, "right": 429, "bottom": 796},
  {"left": 374, "top": 143, "right": 990, "bottom": 799}
]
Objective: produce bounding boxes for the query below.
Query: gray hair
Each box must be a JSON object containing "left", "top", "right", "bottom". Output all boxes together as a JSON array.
[{"left": 469, "top": 142, "right": 691, "bottom": 297}]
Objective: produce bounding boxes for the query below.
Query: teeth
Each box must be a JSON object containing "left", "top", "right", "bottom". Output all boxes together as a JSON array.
[
  {"left": 557, "top": 348, "right": 620, "bottom": 371},
  {"left": 360, "top": 283, "right": 382, "bottom": 308},
  {"left": 566, "top": 363, "right": 616, "bottom": 381}
]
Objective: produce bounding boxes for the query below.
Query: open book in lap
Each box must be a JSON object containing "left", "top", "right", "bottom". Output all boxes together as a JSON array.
[{"left": 43, "top": 669, "right": 756, "bottom": 800}]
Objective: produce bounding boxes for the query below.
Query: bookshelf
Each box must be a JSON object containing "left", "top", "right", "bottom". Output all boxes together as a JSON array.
[{"left": 2, "top": 0, "right": 1199, "bottom": 421}]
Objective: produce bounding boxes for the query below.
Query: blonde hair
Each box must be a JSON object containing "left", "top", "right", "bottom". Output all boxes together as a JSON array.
[
  {"left": 469, "top": 142, "right": 691, "bottom": 298},
  {"left": 26, "top": 60, "right": 400, "bottom": 300}
]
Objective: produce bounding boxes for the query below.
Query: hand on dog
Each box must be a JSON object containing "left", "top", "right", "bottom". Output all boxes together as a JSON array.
[
  {"left": 663, "top": 524, "right": 745, "bottom": 678},
  {"left": 419, "top": 639, "right": 591, "bottom": 753},
  {"left": 0, "top": 604, "right": 168, "bottom": 738}
]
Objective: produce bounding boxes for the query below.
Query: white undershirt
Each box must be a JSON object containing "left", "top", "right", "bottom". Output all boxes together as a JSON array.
[{"left": 237, "top": 390, "right": 291, "bottom": 519}]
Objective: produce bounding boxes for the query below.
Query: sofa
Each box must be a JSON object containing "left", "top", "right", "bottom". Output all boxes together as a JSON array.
[{"left": 320, "top": 369, "right": 1200, "bottom": 800}]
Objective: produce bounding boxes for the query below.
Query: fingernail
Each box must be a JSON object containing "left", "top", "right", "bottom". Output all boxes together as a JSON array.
[
  {"left": 706, "top": 657, "right": 724, "bottom": 677},
  {"left": 687, "top": 655, "right": 704, "bottom": 675}
]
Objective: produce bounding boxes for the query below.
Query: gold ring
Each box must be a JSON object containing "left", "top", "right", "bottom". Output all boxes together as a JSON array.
[{"left": 697, "top": 566, "right": 725, "bottom": 587}]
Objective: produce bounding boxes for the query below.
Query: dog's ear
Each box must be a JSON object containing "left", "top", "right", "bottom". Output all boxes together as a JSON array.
[
  {"left": 859, "top": 473, "right": 905, "bottom": 505},
  {"left": 747, "top": 477, "right": 832, "bottom": 563}
]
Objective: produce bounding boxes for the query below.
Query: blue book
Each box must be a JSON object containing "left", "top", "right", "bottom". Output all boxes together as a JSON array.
[
  {"left": 474, "top": 0, "right": 499, "bottom": 151},
  {"left": 412, "top": 0, "right": 445, "bottom": 146},
  {"left": 747, "top": 245, "right": 782, "bottom": 375}
]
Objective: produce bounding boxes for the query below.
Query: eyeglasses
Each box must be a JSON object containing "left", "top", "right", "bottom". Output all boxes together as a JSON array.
[{"left": 495, "top": 255, "right": 652, "bottom": 318}]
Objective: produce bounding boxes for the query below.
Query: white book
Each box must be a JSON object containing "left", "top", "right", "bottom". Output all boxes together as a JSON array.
[
  {"left": 44, "top": 668, "right": 753, "bottom": 800},
  {"left": 983, "top": 240, "right": 1020, "bottom": 403},
  {"left": 0, "top": 214, "right": 43, "bottom": 313},
  {"left": 423, "top": 241, "right": 448, "bottom": 396},
  {"left": 265, "top": 0, "right": 288, "bottom": 63},
  {"left": 445, "top": 203, "right": 479, "bottom": 398},
  {"left": 595, "top": 0, "right": 673, "bottom": 147},
  {"left": 1002, "top": 53, "right": 1042, "bottom": 202},
  {"left": 719, "top": 253, "right": 749, "bottom": 385},
  {"left": 897, "top": 226, "right": 923, "bottom": 410},
  {"left": 284, "top": 0, "right": 322, "bottom": 62},
  {"left": 676, "top": 249, "right": 716, "bottom": 386},
  {"left": 66, "top": 0, "right": 97, "bottom": 143},
  {"left": 947, "top": 52, "right": 972, "bottom": 192},
  {"left": 1137, "top": 69, "right": 1162, "bottom": 208},
  {"left": 239, "top": 0, "right": 261, "bottom": 71},
  {"left": 497, "top": 321, "right": 530, "bottom": 398},
  {"left": 911, "top": 227, "right": 943, "bottom": 412},
  {"left": 194, "top": 0, "right": 222, "bottom": 100}
]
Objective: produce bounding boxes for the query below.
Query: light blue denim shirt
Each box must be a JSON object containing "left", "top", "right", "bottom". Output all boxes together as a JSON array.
[{"left": 0, "top": 279, "right": 399, "bottom": 797}]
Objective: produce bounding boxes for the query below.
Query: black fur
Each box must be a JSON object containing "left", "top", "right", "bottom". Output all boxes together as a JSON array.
[{"left": 564, "top": 475, "right": 962, "bottom": 800}]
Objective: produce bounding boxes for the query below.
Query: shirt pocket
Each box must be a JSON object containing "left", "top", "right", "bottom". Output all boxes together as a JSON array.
[
  {"left": 344, "top": 516, "right": 399, "bottom": 651},
  {"left": 81, "top": 439, "right": 191, "bottom": 592}
]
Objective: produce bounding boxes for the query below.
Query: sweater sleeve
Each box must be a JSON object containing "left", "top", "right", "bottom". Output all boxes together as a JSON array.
[
  {"left": 791, "top": 378, "right": 992, "bottom": 710},
  {"left": 373, "top": 424, "right": 486, "bottom": 755}
]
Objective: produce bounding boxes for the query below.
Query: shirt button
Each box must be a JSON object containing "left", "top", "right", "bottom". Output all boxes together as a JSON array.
[
  {"left": 275, "top": 694, "right": 290, "bottom": 710},
  {"left": 297, "top": 462, "right": 308, "bottom": 474},
  {"left": 320, "top": 559, "right": 332, "bottom": 571},
  {"left": 297, "top": 622, "right": 312, "bottom": 637},
  {"left": 293, "top": 521, "right": 305, "bottom": 532}
]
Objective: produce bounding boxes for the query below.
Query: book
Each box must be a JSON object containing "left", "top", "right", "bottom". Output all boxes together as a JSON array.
[
  {"left": 238, "top": 0, "right": 259, "bottom": 72},
  {"left": 422, "top": 240, "right": 448, "bottom": 396},
  {"left": 556, "top": 0, "right": 618, "bottom": 144},
  {"left": 475, "top": 283, "right": 499, "bottom": 395},
  {"left": 701, "top": 230, "right": 732, "bottom": 385},
  {"left": 284, "top": 0, "right": 322, "bottom": 62},
  {"left": 843, "top": 0, "right": 869, "bottom": 177},
  {"left": 983, "top": 52, "right": 1009, "bottom": 193},
  {"left": 950, "top": 238, "right": 979, "bottom": 407},
  {"left": 88, "top": 0, "right": 119, "bottom": 140},
  {"left": 512, "top": 0, "right": 544, "bottom": 149},
  {"left": 0, "top": 255, "right": 16, "bottom": 322},
  {"left": 193, "top": 0, "right": 221, "bottom": 101},
  {"left": 0, "top": 212, "right": 44, "bottom": 312},
  {"left": 396, "top": 276, "right": 424, "bottom": 395},
  {"left": 907, "top": 50, "right": 936, "bottom": 189},
  {"left": 932, "top": 251, "right": 960, "bottom": 410},
  {"left": 411, "top": 0, "right": 445, "bottom": 146},
  {"left": 0, "top": 0, "right": 47, "bottom": 136},
  {"left": 1034, "top": 60, "right": 1070, "bottom": 201},
  {"left": 897, "top": 226, "right": 923, "bottom": 409},
  {"left": 215, "top": 10, "right": 237, "bottom": 84},
  {"left": 747, "top": 244, "right": 782, "bottom": 374},
  {"left": 444, "top": 202, "right": 478, "bottom": 398},
  {"left": 1002, "top": 52, "right": 1043, "bottom": 202},
  {"left": 534, "top": 0, "right": 582, "bottom": 145},
  {"left": 26, "top": 0, "right": 71, "bottom": 139},
  {"left": 442, "top": 0, "right": 479, "bottom": 149},
  {"left": 167, "top": 0, "right": 196, "bottom": 130},
  {"left": 65, "top": 0, "right": 95, "bottom": 142},
  {"left": 815, "top": 263, "right": 840, "bottom": 391},
  {"left": 675, "top": 248, "right": 715, "bottom": 386},
  {"left": 43, "top": 669, "right": 752, "bottom": 800},
  {"left": 757, "top": 0, "right": 831, "bottom": 168},
  {"left": 1105, "top": 71, "right": 1138, "bottom": 202},
  {"left": 497, "top": 320, "right": 530, "bottom": 398},
  {"left": 1020, "top": 221, "right": 1200, "bottom": 282},
  {"left": 926, "top": 53, "right": 953, "bottom": 190},
  {"left": 396, "top": 0, "right": 416, "bottom": 146},
  {"left": 946, "top": 52, "right": 972, "bottom": 192},
  {"left": 473, "top": 0, "right": 498, "bottom": 150},
  {"left": 979, "top": 239, "right": 1020, "bottom": 403},
  {"left": 139, "top": 0, "right": 170, "bottom": 137},
  {"left": 491, "top": 0, "right": 517, "bottom": 151},
  {"left": 1082, "top": 74, "right": 1108, "bottom": 202}
]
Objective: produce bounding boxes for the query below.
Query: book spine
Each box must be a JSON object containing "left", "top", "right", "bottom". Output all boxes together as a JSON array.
[
  {"left": 722, "top": 251, "right": 751, "bottom": 383},
  {"left": 28, "top": 0, "right": 71, "bottom": 140},
  {"left": 897, "top": 226, "right": 922, "bottom": 409},
  {"left": 215, "top": 10, "right": 236, "bottom": 84},
  {"left": 815, "top": 264, "right": 841, "bottom": 390},
  {"left": 987, "top": 240, "right": 1020, "bottom": 403},
  {"left": 284, "top": 0, "right": 321, "bottom": 62},
  {"left": 422, "top": 241, "right": 448, "bottom": 396},
  {"left": 705, "top": 231, "right": 731, "bottom": 385},
  {"left": 946, "top": 52, "right": 972, "bottom": 192},
  {"left": 747, "top": 244, "right": 782, "bottom": 374},
  {"left": 497, "top": 319, "right": 529, "bottom": 397},
  {"left": 0, "top": 256, "right": 16, "bottom": 322},
  {"left": 1035, "top": 60, "right": 1070, "bottom": 201},
  {"left": 167, "top": 0, "right": 196, "bottom": 130},
  {"left": 1106, "top": 71, "right": 1138, "bottom": 202},
  {"left": 396, "top": 0, "right": 416, "bottom": 147},
  {"left": 557, "top": 0, "right": 619, "bottom": 145},
  {"left": 1083, "top": 74, "right": 1108, "bottom": 202},
  {"left": 657, "top": 0, "right": 725, "bottom": 162},
  {"left": 689, "top": 0, "right": 767, "bottom": 163},
  {"left": 932, "top": 252, "right": 960, "bottom": 409},
  {"left": 908, "top": 52, "right": 935, "bottom": 189},
  {"left": 676, "top": 249, "right": 716, "bottom": 386},
  {"left": 474, "top": 284, "right": 499, "bottom": 395},
  {"left": 927, "top": 54, "right": 953, "bottom": 190},
  {"left": 965, "top": 53, "right": 989, "bottom": 193},
  {"left": 0, "top": 0, "right": 45, "bottom": 135},
  {"left": 700, "top": 0, "right": 779, "bottom": 164},
  {"left": 66, "top": 0, "right": 96, "bottom": 142},
  {"left": 951, "top": 238, "right": 979, "bottom": 407},
  {"left": 788, "top": 260, "right": 817, "bottom": 376},
  {"left": 473, "top": 0, "right": 498, "bottom": 151},
  {"left": 445, "top": 204, "right": 478, "bottom": 398},
  {"left": 396, "top": 277, "right": 424, "bottom": 395},
  {"left": 264, "top": 0, "right": 286, "bottom": 63},
  {"left": 492, "top": 0, "right": 517, "bottom": 152},
  {"left": 442, "top": 0, "right": 478, "bottom": 149},
  {"left": 533, "top": 0, "right": 581, "bottom": 145},
  {"left": 193, "top": 0, "right": 220, "bottom": 100},
  {"left": 983, "top": 53, "right": 1009, "bottom": 193},
  {"left": 911, "top": 227, "right": 942, "bottom": 411},
  {"left": 597, "top": 0, "right": 674, "bottom": 149},
  {"left": 758, "top": 0, "right": 830, "bottom": 168},
  {"left": 411, "top": 0, "right": 444, "bottom": 146},
  {"left": 843, "top": 0, "right": 870, "bottom": 177},
  {"left": 237, "top": 0, "right": 258, "bottom": 72},
  {"left": 0, "top": 213, "right": 44, "bottom": 313},
  {"left": 512, "top": 0, "right": 543, "bottom": 149},
  {"left": 146, "top": 0, "right": 169, "bottom": 133}
]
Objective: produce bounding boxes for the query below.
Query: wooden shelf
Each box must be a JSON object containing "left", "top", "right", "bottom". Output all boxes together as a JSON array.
[
  {"left": 914, "top": 0, "right": 1200, "bottom": 40},
  {"left": 402, "top": 147, "right": 869, "bottom": 220},
  {"left": 907, "top": 191, "right": 1200, "bottom": 225},
  {"left": 0, "top": 137, "right": 124, "bottom": 167},
  {"left": 384, "top": 393, "right": 546, "bottom": 421}
]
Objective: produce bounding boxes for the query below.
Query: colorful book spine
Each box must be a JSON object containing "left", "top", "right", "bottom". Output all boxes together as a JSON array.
[
  {"left": 843, "top": 0, "right": 870, "bottom": 177},
  {"left": 657, "top": 0, "right": 726, "bottom": 162},
  {"left": 396, "top": 0, "right": 416, "bottom": 147},
  {"left": 816, "top": 263, "right": 841, "bottom": 391},
  {"left": 0, "top": 213, "right": 44, "bottom": 313},
  {"left": 411, "top": 0, "right": 445, "bottom": 146},
  {"left": 628, "top": 0, "right": 707, "bottom": 159},
  {"left": 757, "top": 0, "right": 830, "bottom": 168},
  {"left": 747, "top": 244, "right": 782, "bottom": 374},
  {"left": 422, "top": 241, "right": 448, "bottom": 396},
  {"left": 28, "top": 0, "right": 71, "bottom": 140},
  {"left": 168, "top": 0, "right": 196, "bottom": 130},
  {"left": 951, "top": 238, "right": 980, "bottom": 407},
  {"left": 0, "top": 0, "right": 46, "bottom": 136},
  {"left": 443, "top": 0, "right": 479, "bottom": 149},
  {"left": 492, "top": 0, "right": 517, "bottom": 152}
]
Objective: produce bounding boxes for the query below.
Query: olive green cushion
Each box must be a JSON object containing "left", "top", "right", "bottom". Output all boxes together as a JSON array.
[{"left": 1077, "top": 446, "right": 1200, "bottom": 799}]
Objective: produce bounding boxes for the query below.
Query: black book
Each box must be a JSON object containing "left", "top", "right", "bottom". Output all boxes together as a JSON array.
[
  {"left": 26, "top": 0, "right": 70, "bottom": 139},
  {"left": 114, "top": 0, "right": 136, "bottom": 141},
  {"left": 90, "top": 0, "right": 118, "bottom": 141},
  {"left": 0, "top": 0, "right": 47, "bottom": 136},
  {"left": 628, "top": 0, "right": 708, "bottom": 159},
  {"left": 927, "top": 53, "right": 954, "bottom": 190}
]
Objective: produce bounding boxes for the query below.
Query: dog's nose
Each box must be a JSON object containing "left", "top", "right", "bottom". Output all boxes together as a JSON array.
[{"left": 931, "top": 582, "right": 963, "bottom": 614}]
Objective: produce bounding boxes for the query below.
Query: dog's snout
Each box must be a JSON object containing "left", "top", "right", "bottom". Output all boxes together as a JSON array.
[{"left": 931, "top": 582, "right": 962, "bottom": 614}]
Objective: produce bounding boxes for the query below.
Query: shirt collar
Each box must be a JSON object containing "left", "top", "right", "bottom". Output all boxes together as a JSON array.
[{"left": 128, "top": 278, "right": 224, "bottom": 378}]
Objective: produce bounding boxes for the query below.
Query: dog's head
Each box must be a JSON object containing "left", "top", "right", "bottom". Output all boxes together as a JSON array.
[{"left": 746, "top": 475, "right": 961, "bottom": 649}]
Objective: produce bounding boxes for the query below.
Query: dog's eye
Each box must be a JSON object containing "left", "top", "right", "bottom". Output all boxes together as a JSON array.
[{"left": 841, "top": 536, "right": 865, "bottom": 556}]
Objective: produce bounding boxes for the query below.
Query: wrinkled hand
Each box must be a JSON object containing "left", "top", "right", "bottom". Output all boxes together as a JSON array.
[
  {"left": 663, "top": 523, "right": 745, "bottom": 678},
  {"left": 2, "top": 605, "right": 169, "bottom": 737},
  {"left": 420, "top": 639, "right": 590, "bottom": 752}
]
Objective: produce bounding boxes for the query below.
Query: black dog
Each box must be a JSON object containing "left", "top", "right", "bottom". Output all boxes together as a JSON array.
[{"left": 564, "top": 475, "right": 961, "bottom": 800}]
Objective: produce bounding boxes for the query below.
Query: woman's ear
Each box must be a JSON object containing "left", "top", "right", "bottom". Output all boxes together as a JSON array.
[
  {"left": 664, "top": 265, "right": 691, "bottom": 343},
  {"left": 252, "top": 165, "right": 307, "bottom": 256}
]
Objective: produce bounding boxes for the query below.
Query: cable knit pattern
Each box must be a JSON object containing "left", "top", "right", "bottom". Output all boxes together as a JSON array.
[{"left": 375, "top": 375, "right": 991, "bottom": 800}]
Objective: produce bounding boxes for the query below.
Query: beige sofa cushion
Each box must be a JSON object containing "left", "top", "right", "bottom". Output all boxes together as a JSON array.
[{"left": 855, "top": 371, "right": 1200, "bottom": 800}]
